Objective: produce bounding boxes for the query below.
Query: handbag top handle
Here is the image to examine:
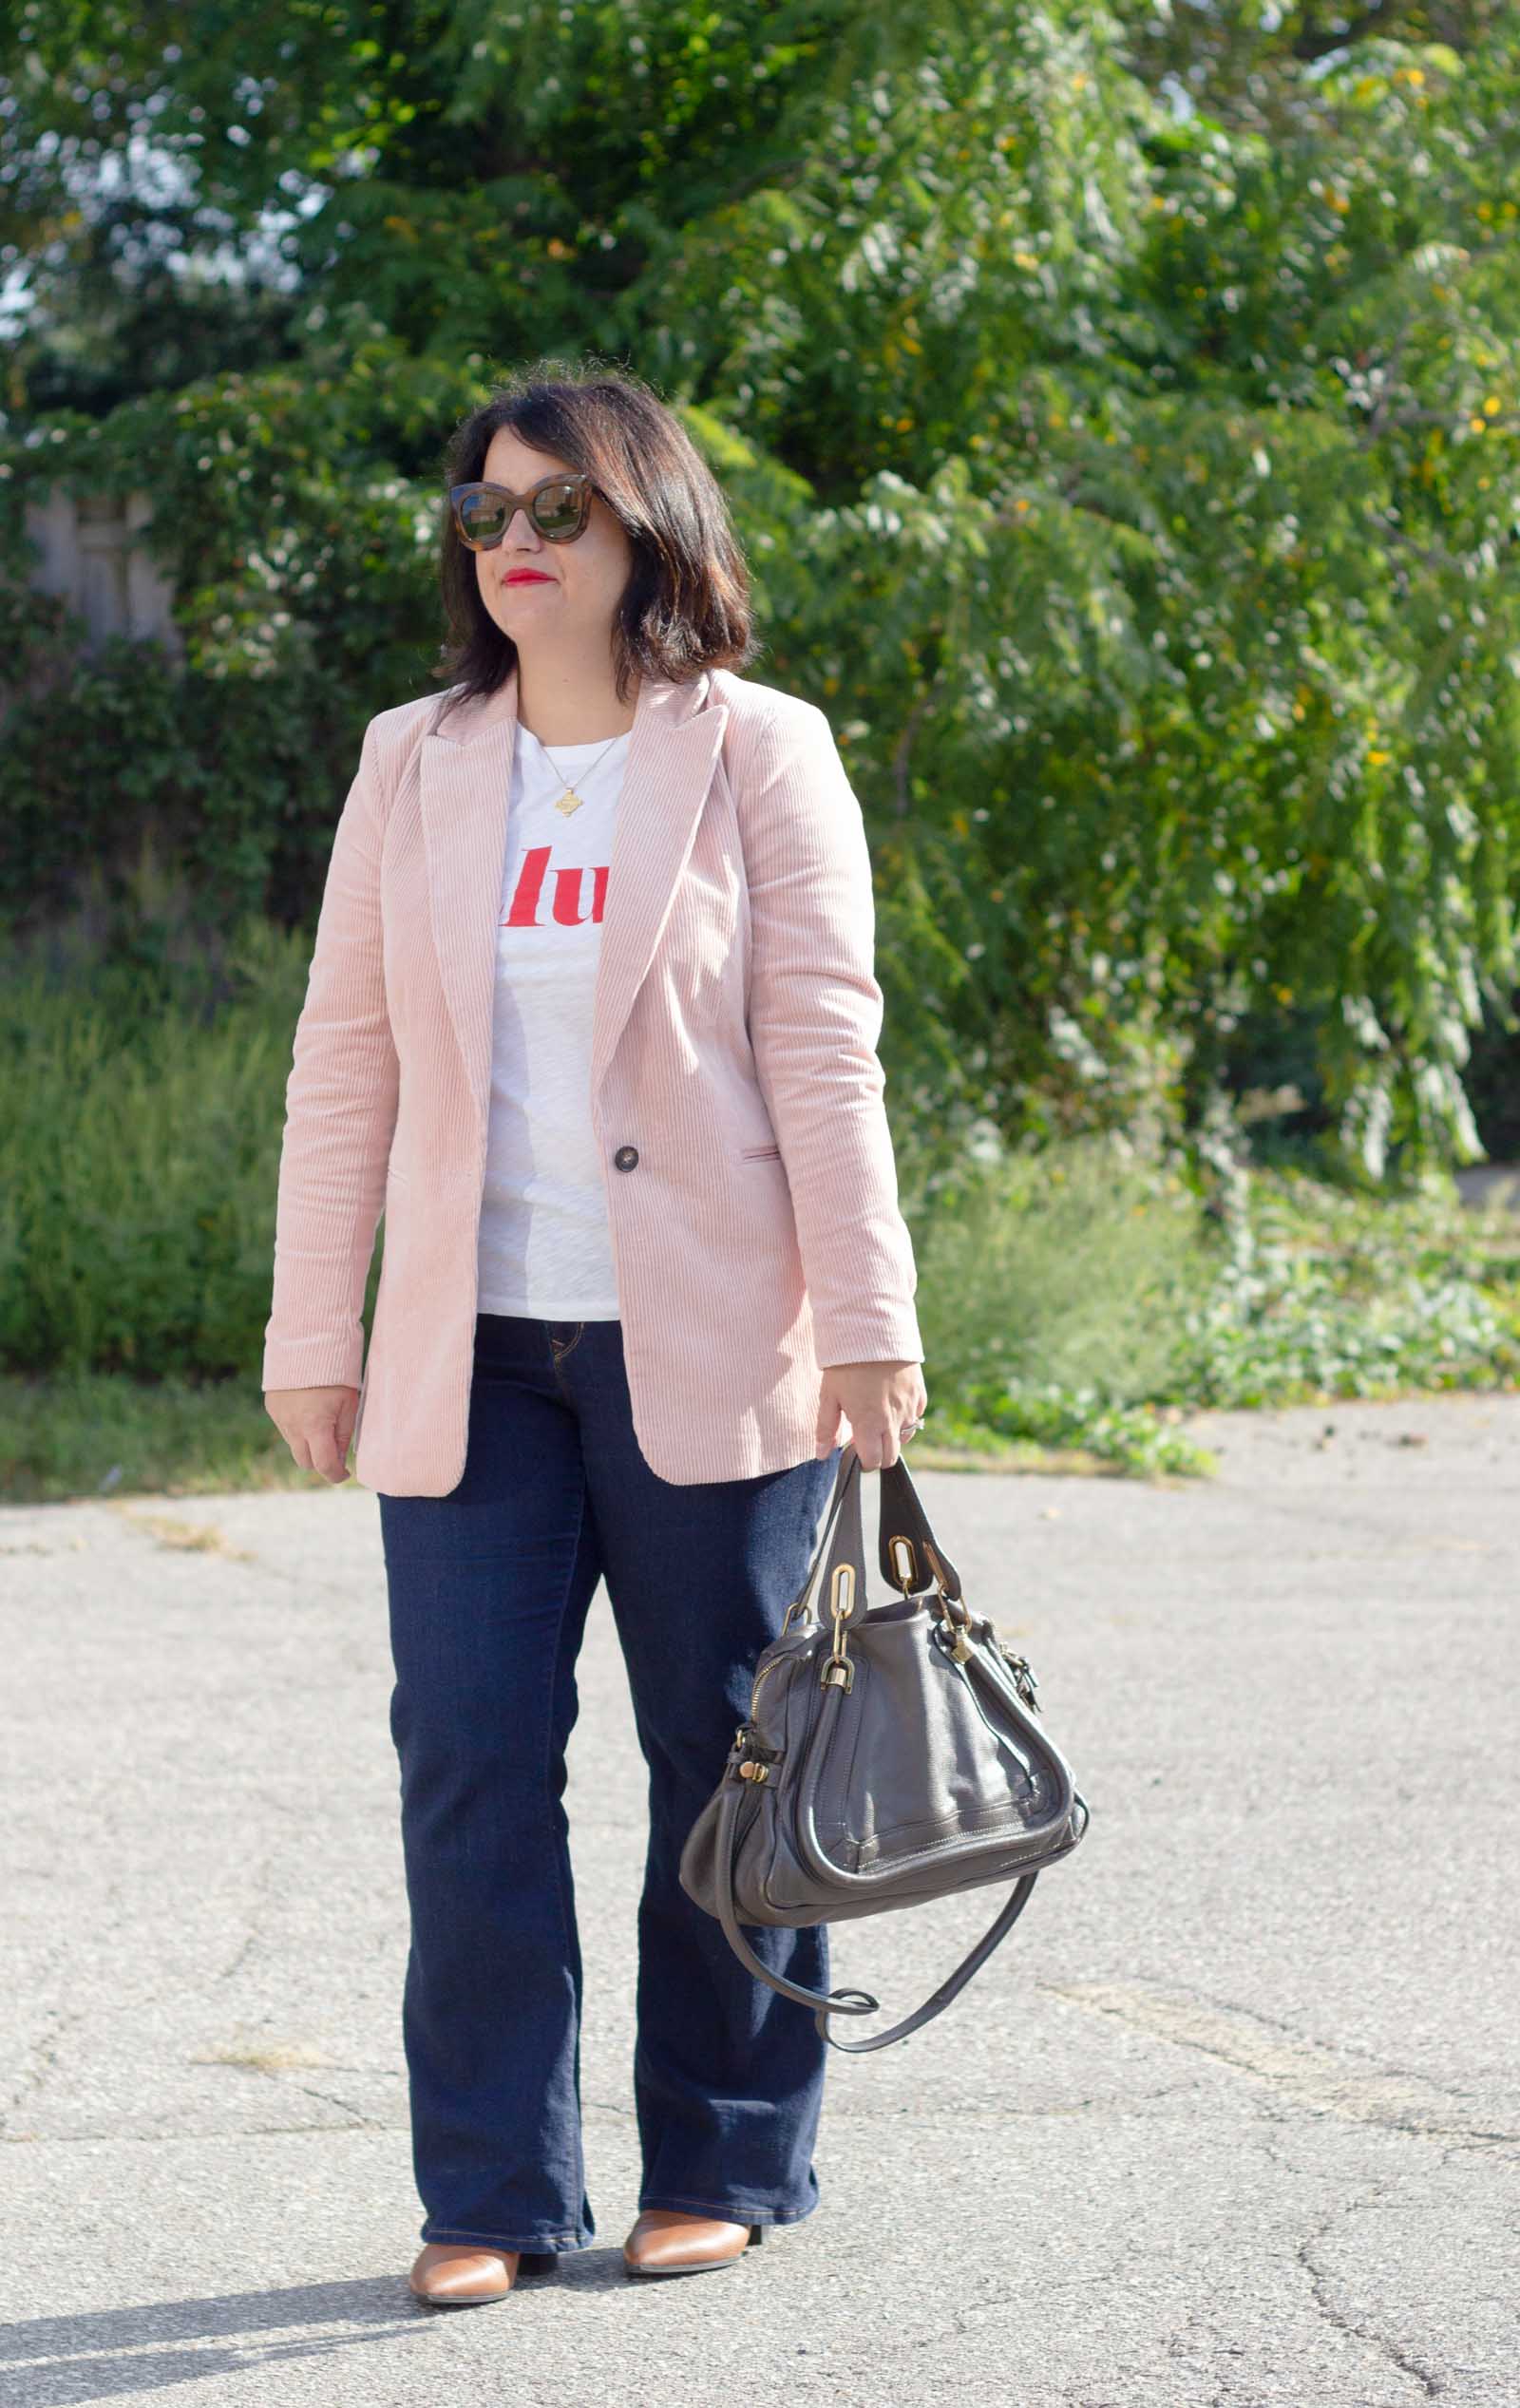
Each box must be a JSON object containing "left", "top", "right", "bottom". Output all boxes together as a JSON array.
[{"left": 794, "top": 1442, "right": 963, "bottom": 1627}]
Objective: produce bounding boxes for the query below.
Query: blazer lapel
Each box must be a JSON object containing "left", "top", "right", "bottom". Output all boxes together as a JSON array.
[{"left": 418, "top": 660, "right": 731, "bottom": 1140}]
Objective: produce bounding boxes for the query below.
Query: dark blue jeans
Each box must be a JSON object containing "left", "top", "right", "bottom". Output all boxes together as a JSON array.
[{"left": 376, "top": 1311, "right": 844, "bottom": 2254}]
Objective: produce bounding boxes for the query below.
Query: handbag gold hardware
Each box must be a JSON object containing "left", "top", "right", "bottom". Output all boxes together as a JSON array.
[
  {"left": 922, "top": 1538, "right": 957, "bottom": 1595},
  {"left": 823, "top": 1560, "right": 858, "bottom": 1690},
  {"left": 748, "top": 1654, "right": 785, "bottom": 1716},
  {"left": 927, "top": 1582, "right": 975, "bottom": 1659},
  {"left": 888, "top": 1533, "right": 918, "bottom": 1591}
]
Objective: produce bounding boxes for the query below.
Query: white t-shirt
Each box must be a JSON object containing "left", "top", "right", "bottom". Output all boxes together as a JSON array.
[{"left": 475, "top": 722, "right": 631, "bottom": 1318}]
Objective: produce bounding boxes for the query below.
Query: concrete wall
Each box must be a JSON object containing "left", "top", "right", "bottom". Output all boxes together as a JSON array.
[{"left": 21, "top": 485, "right": 182, "bottom": 661}]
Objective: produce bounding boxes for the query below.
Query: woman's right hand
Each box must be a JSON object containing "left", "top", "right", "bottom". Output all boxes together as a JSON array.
[{"left": 264, "top": 1385, "right": 360, "bottom": 1484}]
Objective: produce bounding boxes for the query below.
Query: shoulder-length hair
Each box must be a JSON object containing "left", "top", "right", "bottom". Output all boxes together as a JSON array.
[{"left": 432, "top": 357, "right": 760, "bottom": 731}]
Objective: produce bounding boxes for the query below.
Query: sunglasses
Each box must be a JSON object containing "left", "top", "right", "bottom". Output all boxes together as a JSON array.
[{"left": 448, "top": 471, "right": 597, "bottom": 550}]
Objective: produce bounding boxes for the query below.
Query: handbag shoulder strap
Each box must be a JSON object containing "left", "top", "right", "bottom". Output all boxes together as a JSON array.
[{"left": 711, "top": 1778, "right": 1042, "bottom": 2053}]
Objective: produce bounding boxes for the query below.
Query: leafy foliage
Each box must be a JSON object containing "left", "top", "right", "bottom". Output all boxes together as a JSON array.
[
  {"left": 4, "top": 2, "right": 1520, "bottom": 1178},
  {"left": 9, "top": 911, "right": 1514, "bottom": 1498}
]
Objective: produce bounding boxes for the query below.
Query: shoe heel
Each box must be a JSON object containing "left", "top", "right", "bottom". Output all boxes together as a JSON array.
[{"left": 748, "top": 2223, "right": 765, "bottom": 2246}]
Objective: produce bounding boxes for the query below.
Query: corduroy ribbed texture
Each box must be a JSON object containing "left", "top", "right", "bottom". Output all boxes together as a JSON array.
[{"left": 261, "top": 662, "right": 923, "bottom": 1490}]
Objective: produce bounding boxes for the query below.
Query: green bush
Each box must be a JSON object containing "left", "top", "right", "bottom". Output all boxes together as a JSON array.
[
  {"left": 1177, "top": 1161, "right": 1520, "bottom": 1407},
  {"left": 0, "top": 897, "right": 381, "bottom": 1379},
  {"left": 908, "top": 1134, "right": 1218, "bottom": 1407}
]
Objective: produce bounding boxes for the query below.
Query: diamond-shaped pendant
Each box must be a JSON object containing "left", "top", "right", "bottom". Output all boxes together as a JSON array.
[{"left": 555, "top": 789, "right": 584, "bottom": 817}]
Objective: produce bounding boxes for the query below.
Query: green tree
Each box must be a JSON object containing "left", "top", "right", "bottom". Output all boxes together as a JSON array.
[{"left": 3, "top": 2, "right": 1518, "bottom": 1178}]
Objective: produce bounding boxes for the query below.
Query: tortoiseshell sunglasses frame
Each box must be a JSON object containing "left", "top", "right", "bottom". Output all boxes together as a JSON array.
[{"left": 447, "top": 471, "right": 598, "bottom": 550}]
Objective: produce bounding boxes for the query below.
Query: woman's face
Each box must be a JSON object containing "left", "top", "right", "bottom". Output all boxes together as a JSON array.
[{"left": 473, "top": 425, "right": 635, "bottom": 654}]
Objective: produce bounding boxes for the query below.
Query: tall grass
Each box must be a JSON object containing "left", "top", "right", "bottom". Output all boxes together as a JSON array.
[
  {"left": 908, "top": 1136, "right": 1220, "bottom": 1408},
  {"left": 0, "top": 904, "right": 326, "bottom": 1376}
]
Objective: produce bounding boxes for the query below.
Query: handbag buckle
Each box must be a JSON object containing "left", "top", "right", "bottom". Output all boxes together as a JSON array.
[{"left": 733, "top": 1724, "right": 783, "bottom": 1776}]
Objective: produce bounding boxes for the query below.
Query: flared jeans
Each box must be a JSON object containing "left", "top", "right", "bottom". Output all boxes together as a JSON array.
[{"left": 376, "top": 1311, "right": 843, "bottom": 2253}]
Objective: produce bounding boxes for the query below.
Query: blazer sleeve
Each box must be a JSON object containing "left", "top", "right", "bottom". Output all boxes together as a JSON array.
[
  {"left": 260, "top": 715, "right": 399, "bottom": 1394},
  {"left": 733, "top": 697, "right": 923, "bottom": 1370}
]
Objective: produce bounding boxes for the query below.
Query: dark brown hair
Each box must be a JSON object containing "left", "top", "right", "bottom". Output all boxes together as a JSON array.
[{"left": 432, "top": 356, "right": 760, "bottom": 730}]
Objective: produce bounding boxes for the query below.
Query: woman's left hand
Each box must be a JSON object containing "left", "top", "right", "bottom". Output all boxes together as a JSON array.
[{"left": 814, "top": 1360, "right": 928, "bottom": 1469}]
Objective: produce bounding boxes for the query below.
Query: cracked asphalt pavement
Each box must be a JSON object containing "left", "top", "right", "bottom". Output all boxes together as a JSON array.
[{"left": 2, "top": 1390, "right": 1516, "bottom": 2405}]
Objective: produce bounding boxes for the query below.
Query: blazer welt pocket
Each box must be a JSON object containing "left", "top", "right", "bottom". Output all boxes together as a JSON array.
[{"left": 738, "top": 1142, "right": 782, "bottom": 1160}]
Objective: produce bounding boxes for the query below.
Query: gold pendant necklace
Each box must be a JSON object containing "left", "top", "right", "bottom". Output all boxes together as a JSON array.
[{"left": 538, "top": 727, "right": 628, "bottom": 818}]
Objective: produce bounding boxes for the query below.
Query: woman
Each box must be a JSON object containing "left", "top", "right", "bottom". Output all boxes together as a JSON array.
[{"left": 262, "top": 363, "right": 928, "bottom": 2307}]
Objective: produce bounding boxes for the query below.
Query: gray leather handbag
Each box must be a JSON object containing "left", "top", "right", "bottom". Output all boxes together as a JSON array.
[{"left": 679, "top": 1440, "right": 1091, "bottom": 2053}]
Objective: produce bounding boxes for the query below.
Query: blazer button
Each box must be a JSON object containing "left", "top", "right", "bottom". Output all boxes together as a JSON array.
[{"left": 614, "top": 1145, "right": 639, "bottom": 1171}]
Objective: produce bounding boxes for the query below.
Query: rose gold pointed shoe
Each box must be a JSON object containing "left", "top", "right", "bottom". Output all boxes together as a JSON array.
[
  {"left": 408, "top": 2242, "right": 522, "bottom": 2306},
  {"left": 622, "top": 2209, "right": 766, "bottom": 2277}
]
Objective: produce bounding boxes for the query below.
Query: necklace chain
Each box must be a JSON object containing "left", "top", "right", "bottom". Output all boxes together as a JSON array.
[{"left": 534, "top": 726, "right": 629, "bottom": 818}]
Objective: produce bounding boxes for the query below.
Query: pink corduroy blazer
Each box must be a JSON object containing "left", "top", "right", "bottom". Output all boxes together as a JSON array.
[{"left": 260, "top": 659, "right": 923, "bottom": 1491}]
